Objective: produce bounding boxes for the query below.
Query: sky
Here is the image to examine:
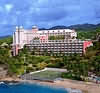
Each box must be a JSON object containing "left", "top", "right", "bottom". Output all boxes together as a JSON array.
[{"left": 0, "top": 0, "right": 100, "bottom": 36}]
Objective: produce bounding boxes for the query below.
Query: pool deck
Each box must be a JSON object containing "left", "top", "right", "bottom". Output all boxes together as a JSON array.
[{"left": 1, "top": 77, "right": 100, "bottom": 93}]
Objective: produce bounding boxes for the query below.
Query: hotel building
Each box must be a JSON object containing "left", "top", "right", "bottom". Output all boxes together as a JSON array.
[{"left": 12, "top": 26, "right": 93, "bottom": 56}]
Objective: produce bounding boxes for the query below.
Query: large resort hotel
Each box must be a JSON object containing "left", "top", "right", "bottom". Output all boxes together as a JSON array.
[{"left": 12, "top": 26, "right": 93, "bottom": 56}]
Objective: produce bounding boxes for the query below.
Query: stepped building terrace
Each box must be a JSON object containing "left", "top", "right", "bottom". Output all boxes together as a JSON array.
[{"left": 12, "top": 26, "right": 93, "bottom": 56}]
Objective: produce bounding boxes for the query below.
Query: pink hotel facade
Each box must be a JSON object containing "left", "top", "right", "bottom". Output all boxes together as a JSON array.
[{"left": 12, "top": 26, "right": 93, "bottom": 56}]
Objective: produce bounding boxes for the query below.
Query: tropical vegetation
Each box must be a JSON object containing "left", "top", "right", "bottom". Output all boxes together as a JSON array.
[{"left": 0, "top": 27, "right": 100, "bottom": 81}]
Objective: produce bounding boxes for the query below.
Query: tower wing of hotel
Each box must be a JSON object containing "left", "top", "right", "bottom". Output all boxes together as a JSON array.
[{"left": 12, "top": 26, "right": 93, "bottom": 56}]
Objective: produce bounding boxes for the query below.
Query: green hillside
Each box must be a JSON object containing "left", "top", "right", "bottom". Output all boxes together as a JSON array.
[{"left": 0, "top": 26, "right": 100, "bottom": 81}]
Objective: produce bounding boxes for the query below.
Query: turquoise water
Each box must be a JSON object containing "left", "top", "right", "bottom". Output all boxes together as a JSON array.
[{"left": 0, "top": 83, "right": 67, "bottom": 93}]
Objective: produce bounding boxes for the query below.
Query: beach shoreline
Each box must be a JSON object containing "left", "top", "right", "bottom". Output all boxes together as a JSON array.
[{"left": 0, "top": 77, "right": 100, "bottom": 93}]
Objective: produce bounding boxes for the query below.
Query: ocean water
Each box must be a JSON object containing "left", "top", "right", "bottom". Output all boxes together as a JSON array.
[{"left": 0, "top": 83, "right": 68, "bottom": 93}]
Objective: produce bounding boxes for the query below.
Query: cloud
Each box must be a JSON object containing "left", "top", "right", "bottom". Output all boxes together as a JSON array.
[
  {"left": 35, "top": 0, "right": 80, "bottom": 8},
  {"left": 5, "top": 4, "right": 13, "bottom": 12},
  {"left": 30, "top": 7, "right": 68, "bottom": 22},
  {"left": 0, "top": 0, "right": 100, "bottom": 36}
]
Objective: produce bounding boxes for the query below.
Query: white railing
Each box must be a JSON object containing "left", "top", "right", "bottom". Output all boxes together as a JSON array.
[{"left": 29, "top": 68, "right": 67, "bottom": 75}]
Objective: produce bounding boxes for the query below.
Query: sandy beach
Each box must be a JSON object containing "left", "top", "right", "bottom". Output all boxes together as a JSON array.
[
  {"left": 1, "top": 78, "right": 100, "bottom": 93},
  {"left": 38, "top": 79, "right": 100, "bottom": 93}
]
